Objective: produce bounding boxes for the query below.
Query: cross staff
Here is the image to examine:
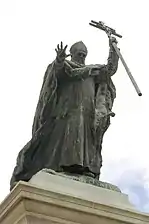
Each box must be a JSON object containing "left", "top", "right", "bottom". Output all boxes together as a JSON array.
[{"left": 89, "top": 20, "right": 142, "bottom": 96}]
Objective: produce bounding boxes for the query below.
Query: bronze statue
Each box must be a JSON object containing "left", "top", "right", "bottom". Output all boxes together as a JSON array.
[{"left": 10, "top": 31, "right": 120, "bottom": 190}]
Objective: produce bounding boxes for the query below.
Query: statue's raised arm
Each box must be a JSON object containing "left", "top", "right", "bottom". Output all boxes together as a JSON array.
[
  {"left": 90, "top": 20, "right": 142, "bottom": 96},
  {"left": 106, "top": 37, "right": 119, "bottom": 76}
]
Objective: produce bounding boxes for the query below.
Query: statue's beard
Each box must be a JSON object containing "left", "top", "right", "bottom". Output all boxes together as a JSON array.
[{"left": 71, "top": 57, "right": 85, "bottom": 65}]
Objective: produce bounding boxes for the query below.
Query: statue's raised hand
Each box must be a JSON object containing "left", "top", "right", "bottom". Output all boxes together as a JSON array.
[
  {"left": 55, "top": 42, "right": 70, "bottom": 63},
  {"left": 109, "top": 36, "right": 118, "bottom": 46}
]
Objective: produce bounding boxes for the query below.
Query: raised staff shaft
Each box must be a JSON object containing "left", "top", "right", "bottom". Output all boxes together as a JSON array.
[{"left": 112, "top": 43, "right": 142, "bottom": 96}]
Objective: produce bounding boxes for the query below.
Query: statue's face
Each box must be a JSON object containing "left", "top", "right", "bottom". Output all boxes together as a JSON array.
[{"left": 71, "top": 50, "right": 87, "bottom": 64}]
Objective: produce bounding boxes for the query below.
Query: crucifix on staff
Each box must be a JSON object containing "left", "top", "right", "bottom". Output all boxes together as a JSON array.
[{"left": 89, "top": 20, "right": 142, "bottom": 96}]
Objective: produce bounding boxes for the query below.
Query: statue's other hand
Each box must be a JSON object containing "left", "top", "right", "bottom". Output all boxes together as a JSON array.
[{"left": 55, "top": 42, "right": 70, "bottom": 63}]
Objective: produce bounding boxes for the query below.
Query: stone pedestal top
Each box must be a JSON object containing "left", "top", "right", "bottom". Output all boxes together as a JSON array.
[{"left": 0, "top": 171, "right": 149, "bottom": 224}]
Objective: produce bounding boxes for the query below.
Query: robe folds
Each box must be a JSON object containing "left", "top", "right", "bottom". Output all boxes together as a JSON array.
[{"left": 10, "top": 49, "right": 119, "bottom": 189}]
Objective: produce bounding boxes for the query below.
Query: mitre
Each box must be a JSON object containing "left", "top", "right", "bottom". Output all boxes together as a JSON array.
[{"left": 70, "top": 41, "right": 88, "bottom": 55}]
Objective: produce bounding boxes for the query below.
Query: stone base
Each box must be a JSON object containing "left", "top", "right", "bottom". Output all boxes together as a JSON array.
[
  {"left": 0, "top": 170, "right": 149, "bottom": 224},
  {"left": 42, "top": 168, "right": 121, "bottom": 192},
  {"left": 30, "top": 169, "right": 132, "bottom": 210}
]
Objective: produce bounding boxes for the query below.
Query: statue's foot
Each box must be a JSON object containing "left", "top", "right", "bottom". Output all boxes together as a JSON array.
[
  {"left": 61, "top": 164, "right": 84, "bottom": 174},
  {"left": 61, "top": 165, "right": 96, "bottom": 178},
  {"left": 83, "top": 171, "right": 95, "bottom": 178}
]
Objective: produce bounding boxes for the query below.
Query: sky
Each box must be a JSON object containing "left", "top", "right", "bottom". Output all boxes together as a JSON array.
[{"left": 0, "top": 0, "right": 149, "bottom": 213}]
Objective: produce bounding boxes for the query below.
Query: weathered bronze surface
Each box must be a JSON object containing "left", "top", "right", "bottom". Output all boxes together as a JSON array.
[{"left": 10, "top": 39, "right": 119, "bottom": 190}]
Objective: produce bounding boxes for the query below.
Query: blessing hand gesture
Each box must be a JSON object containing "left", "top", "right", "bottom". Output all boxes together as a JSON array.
[{"left": 55, "top": 42, "right": 70, "bottom": 63}]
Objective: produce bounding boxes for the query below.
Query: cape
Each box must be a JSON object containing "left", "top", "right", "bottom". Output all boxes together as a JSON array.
[{"left": 10, "top": 59, "right": 116, "bottom": 190}]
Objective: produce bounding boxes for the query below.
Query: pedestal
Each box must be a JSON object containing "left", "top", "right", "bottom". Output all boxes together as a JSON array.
[{"left": 0, "top": 170, "right": 149, "bottom": 224}]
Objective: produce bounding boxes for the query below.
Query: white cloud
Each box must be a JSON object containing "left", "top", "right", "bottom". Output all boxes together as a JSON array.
[{"left": 101, "top": 158, "right": 149, "bottom": 212}]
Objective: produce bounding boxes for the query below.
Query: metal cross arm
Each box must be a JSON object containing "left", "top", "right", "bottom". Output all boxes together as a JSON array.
[{"left": 89, "top": 20, "right": 122, "bottom": 38}]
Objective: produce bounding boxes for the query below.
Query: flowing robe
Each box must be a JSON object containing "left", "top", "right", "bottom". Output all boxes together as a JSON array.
[{"left": 10, "top": 47, "right": 119, "bottom": 189}]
